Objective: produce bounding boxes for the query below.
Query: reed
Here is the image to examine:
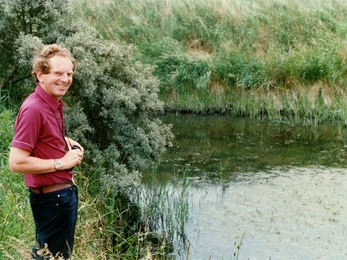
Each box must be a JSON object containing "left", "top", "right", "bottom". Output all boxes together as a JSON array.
[{"left": 71, "top": 0, "right": 347, "bottom": 123}]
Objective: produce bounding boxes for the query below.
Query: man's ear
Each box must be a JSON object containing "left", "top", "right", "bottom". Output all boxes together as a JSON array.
[{"left": 36, "top": 69, "right": 44, "bottom": 83}]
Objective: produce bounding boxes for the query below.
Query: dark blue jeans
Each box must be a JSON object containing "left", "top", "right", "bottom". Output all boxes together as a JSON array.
[{"left": 30, "top": 185, "right": 78, "bottom": 259}]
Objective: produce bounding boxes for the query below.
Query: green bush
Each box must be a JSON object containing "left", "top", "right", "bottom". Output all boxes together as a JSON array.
[
  {"left": 0, "top": 0, "right": 78, "bottom": 107},
  {"left": 1, "top": 0, "right": 173, "bottom": 193}
]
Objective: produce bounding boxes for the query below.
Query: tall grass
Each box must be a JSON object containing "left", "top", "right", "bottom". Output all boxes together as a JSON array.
[
  {"left": 72, "top": 0, "right": 347, "bottom": 123},
  {"left": 0, "top": 168, "right": 191, "bottom": 259},
  {"left": 0, "top": 108, "right": 34, "bottom": 259},
  {"left": 139, "top": 169, "right": 190, "bottom": 258}
]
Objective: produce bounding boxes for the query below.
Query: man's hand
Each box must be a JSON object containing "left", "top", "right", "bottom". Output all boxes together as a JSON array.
[
  {"left": 65, "top": 137, "right": 84, "bottom": 153},
  {"left": 60, "top": 147, "right": 83, "bottom": 169}
]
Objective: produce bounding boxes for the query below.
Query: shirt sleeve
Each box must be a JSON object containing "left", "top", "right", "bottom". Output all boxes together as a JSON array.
[{"left": 11, "top": 103, "right": 42, "bottom": 153}]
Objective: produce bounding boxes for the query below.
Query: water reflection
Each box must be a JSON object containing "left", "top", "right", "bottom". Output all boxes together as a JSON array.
[
  {"left": 144, "top": 115, "right": 347, "bottom": 259},
  {"left": 156, "top": 115, "right": 347, "bottom": 182}
]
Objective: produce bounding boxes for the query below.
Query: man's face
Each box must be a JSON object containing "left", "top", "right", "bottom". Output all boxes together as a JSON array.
[{"left": 37, "top": 55, "right": 74, "bottom": 100}]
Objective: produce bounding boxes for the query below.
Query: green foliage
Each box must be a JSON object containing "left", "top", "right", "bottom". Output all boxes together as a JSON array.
[
  {"left": 63, "top": 29, "right": 173, "bottom": 192},
  {"left": 1, "top": 0, "right": 173, "bottom": 193},
  {"left": 0, "top": 168, "right": 33, "bottom": 259},
  {"left": 155, "top": 52, "right": 212, "bottom": 92},
  {"left": 0, "top": 108, "right": 33, "bottom": 259},
  {"left": 0, "top": 106, "right": 14, "bottom": 170},
  {"left": 0, "top": 0, "right": 79, "bottom": 106},
  {"left": 71, "top": 0, "right": 347, "bottom": 122}
]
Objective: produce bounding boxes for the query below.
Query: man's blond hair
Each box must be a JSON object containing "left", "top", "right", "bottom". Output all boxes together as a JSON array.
[{"left": 32, "top": 44, "right": 76, "bottom": 83}]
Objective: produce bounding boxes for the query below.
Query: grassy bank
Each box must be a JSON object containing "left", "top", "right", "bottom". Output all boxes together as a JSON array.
[{"left": 72, "top": 0, "right": 347, "bottom": 124}]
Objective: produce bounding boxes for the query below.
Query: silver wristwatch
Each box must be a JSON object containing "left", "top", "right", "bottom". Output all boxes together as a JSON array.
[{"left": 54, "top": 159, "right": 62, "bottom": 170}]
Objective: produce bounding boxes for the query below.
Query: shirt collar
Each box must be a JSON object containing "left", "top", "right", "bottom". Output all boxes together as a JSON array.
[{"left": 35, "top": 85, "right": 64, "bottom": 111}]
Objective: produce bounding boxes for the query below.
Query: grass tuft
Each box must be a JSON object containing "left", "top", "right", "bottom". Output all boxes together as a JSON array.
[{"left": 72, "top": 0, "right": 347, "bottom": 123}]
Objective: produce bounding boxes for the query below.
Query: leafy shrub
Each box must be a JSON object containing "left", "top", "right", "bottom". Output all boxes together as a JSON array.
[{"left": 0, "top": 0, "right": 173, "bottom": 193}]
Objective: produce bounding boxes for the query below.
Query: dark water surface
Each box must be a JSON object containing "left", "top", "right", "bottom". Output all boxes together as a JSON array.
[{"left": 145, "top": 115, "right": 347, "bottom": 259}]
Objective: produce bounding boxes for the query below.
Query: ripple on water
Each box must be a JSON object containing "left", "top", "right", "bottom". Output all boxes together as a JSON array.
[{"left": 185, "top": 166, "right": 347, "bottom": 260}]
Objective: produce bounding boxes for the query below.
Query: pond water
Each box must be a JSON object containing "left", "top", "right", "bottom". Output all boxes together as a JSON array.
[{"left": 145, "top": 115, "right": 347, "bottom": 260}]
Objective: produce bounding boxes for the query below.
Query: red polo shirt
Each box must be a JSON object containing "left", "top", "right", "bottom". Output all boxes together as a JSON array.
[{"left": 11, "top": 85, "right": 73, "bottom": 188}]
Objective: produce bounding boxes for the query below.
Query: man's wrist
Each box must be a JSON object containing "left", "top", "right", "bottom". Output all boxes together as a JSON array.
[{"left": 54, "top": 159, "right": 62, "bottom": 171}]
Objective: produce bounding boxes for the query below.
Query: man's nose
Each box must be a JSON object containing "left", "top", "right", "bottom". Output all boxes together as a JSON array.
[{"left": 60, "top": 73, "right": 70, "bottom": 82}]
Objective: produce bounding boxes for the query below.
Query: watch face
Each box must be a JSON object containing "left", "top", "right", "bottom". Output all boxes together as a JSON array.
[{"left": 55, "top": 160, "right": 61, "bottom": 170}]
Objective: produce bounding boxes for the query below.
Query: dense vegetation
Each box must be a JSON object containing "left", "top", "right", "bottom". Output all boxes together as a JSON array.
[
  {"left": 0, "top": 0, "right": 176, "bottom": 259},
  {"left": 72, "top": 0, "right": 347, "bottom": 125}
]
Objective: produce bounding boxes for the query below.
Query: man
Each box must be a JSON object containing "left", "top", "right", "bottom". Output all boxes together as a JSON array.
[{"left": 9, "top": 44, "right": 84, "bottom": 259}]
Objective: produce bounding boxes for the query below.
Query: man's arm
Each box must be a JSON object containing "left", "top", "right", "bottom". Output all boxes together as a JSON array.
[{"left": 9, "top": 147, "right": 83, "bottom": 174}]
